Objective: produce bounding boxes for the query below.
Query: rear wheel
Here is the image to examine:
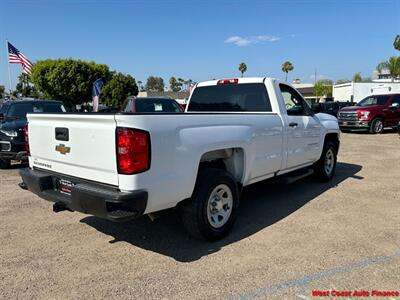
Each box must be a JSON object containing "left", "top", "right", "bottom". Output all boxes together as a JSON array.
[
  {"left": 179, "top": 168, "right": 239, "bottom": 241},
  {"left": 313, "top": 141, "right": 337, "bottom": 182},
  {"left": 369, "top": 117, "right": 384, "bottom": 134},
  {"left": 0, "top": 157, "right": 11, "bottom": 169}
]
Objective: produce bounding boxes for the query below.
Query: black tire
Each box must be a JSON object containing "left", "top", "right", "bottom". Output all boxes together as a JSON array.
[
  {"left": 313, "top": 141, "right": 337, "bottom": 182},
  {"left": 369, "top": 117, "right": 384, "bottom": 134},
  {"left": 0, "top": 157, "right": 11, "bottom": 169},
  {"left": 179, "top": 168, "right": 239, "bottom": 241}
]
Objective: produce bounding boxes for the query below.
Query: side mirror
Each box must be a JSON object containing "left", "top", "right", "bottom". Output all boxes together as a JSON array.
[
  {"left": 311, "top": 103, "right": 322, "bottom": 113},
  {"left": 390, "top": 102, "right": 400, "bottom": 109}
]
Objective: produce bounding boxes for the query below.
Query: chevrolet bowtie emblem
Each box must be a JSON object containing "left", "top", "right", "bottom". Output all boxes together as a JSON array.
[{"left": 55, "top": 144, "right": 71, "bottom": 155}]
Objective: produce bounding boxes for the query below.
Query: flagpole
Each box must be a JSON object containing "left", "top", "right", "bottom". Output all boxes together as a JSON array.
[{"left": 5, "top": 39, "right": 12, "bottom": 94}]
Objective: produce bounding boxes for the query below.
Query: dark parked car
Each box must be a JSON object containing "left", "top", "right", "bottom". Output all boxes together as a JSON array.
[
  {"left": 121, "top": 97, "right": 183, "bottom": 113},
  {"left": 312, "top": 101, "right": 353, "bottom": 117},
  {"left": 0, "top": 100, "right": 65, "bottom": 168}
]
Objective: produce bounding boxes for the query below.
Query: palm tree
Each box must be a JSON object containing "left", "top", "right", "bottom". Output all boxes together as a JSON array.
[
  {"left": 386, "top": 56, "right": 400, "bottom": 81},
  {"left": 376, "top": 62, "right": 387, "bottom": 74},
  {"left": 377, "top": 57, "right": 400, "bottom": 81},
  {"left": 281, "top": 61, "right": 294, "bottom": 82},
  {"left": 394, "top": 34, "right": 400, "bottom": 51},
  {"left": 238, "top": 62, "right": 247, "bottom": 77},
  {"left": 353, "top": 73, "right": 362, "bottom": 82}
]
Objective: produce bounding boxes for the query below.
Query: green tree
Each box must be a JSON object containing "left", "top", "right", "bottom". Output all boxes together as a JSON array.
[
  {"left": 169, "top": 76, "right": 182, "bottom": 92},
  {"left": 281, "top": 61, "right": 294, "bottom": 81},
  {"left": 0, "top": 85, "right": 5, "bottom": 98},
  {"left": 101, "top": 72, "right": 138, "bottom": 107},
  {"left": 353, "top": 73, "right": 362, "bottom": 82},
  {"left": 238, "top": 62, "right": 247, "bottom": 77},
  {"left": 314, "top": 79, "right": 333, "bottom": 101},
  {"left": 394, "top": 34, "right": 400, "bottom": 51},
  {"left": 146, "top": 76, "right": 164, "bottom": 92},
  {"left": 31, "top": 59, "right": 111, "bottom": 104}
]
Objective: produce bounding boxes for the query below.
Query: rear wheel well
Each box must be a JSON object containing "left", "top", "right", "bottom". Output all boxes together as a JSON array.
[{"left": 198, "top": 148, "right": 245, "bottom": 185}]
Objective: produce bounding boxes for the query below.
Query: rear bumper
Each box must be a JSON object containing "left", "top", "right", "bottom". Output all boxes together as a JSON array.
[
  {"left": 0, "top": 150, "right": 28, "bottom": 161},
  {"left": 338, "top": 120, "right": 369, "bottom": 129},
  {"left": 20, "top": 168, "right": 148, "bottom": 221}
]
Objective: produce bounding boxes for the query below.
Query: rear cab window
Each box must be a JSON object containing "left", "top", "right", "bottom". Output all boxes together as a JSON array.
[{"left": 188, "top": 83, "right": 272, "bottom": 112}]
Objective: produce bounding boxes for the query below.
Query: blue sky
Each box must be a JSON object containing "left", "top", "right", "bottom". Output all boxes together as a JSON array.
[{"left": 1, "top": 0, "right": 399, "bottom": 89}]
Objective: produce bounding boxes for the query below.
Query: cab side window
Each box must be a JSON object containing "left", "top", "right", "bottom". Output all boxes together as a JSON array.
[
  {"left": 390, "top": 95, "right": 400, "bottom": 107},
  {"left": 279, "top": 84, "right": 312, "bottom": 116}
]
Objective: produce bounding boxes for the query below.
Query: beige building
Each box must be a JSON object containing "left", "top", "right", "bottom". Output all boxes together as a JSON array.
[{"left": 137, "top": 91, "right": 190, "bottom": 105}]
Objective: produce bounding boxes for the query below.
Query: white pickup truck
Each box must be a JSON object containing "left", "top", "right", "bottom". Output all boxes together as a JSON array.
[{"left": 20, "top": 77, "right": 340, "bottom": 240}]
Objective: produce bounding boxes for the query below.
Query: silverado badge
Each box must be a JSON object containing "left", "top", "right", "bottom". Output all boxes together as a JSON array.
[{"left": 55, "top": 144, "right": 71, "bottom": 155}]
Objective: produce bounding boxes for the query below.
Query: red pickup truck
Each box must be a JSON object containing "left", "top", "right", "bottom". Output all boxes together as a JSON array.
[{"left": 338, "top": 93, "right": 400, "bottom": 133}]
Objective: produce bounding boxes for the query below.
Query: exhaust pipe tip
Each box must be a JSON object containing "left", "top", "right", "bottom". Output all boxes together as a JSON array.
[
  {"left": 53, "top": 201, "right": 72, "bottom": 213},
  {"left": 18, "top": 182, "right": 28, "bottom": 190}
]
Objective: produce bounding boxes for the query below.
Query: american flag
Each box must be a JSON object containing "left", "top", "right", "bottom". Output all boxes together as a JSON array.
[{"left": 8, "top": 42, "right": 33, "bottom": 75}]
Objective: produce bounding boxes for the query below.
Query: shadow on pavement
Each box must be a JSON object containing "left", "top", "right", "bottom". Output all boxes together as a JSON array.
[
  {"left": 6, "top": 162, "right": 28, "bottom": 169},
  {"left": 81, "top": 162, "right": 362, "bottom": 262},
  {"left": 344, "top": 128, "right": 397, "bottom": 135}
]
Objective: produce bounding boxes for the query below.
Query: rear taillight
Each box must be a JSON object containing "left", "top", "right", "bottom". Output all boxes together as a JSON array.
[
  {"left": 24, "top": 123, "right": 30, "bottom": 156},
  {"left": 217, "top": 78, "right": 239, "bottom": 85},
  {"left": 116, "top": 127, "right": 150, "bottom": 174}
]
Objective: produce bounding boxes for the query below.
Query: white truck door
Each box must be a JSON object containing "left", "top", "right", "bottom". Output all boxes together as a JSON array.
[{"left": 278, "top": 83, "right": 322, "bottom": 169}]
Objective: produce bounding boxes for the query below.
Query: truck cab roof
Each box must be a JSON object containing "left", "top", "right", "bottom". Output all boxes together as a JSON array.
[{"left": 197, "top": 77, "right": 275, "bottom": 87}]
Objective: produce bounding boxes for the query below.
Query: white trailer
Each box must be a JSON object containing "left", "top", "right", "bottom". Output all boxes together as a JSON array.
[{"left": 333, "top": 82, "right": 400, "bottom": 102}]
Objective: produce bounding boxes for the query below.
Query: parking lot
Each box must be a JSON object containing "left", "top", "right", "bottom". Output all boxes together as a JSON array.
[{"left": 0, "top": 132, "right": 399, "bottom": 299}]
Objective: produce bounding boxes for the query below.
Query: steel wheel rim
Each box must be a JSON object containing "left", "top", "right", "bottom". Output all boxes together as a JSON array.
[
  {"left": 324, "top": 149, "right": 335, "bottom": 175},
  {"left": 375, "top": 120, "right": 383, "bottom": 132},
  {"left": 207, "top": 184, "right": 233, "bottom": 229}
]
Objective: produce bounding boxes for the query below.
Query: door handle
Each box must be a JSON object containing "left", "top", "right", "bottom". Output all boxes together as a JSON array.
[{"left": 289, "top": 122, "right": 298, "bottom": 127}]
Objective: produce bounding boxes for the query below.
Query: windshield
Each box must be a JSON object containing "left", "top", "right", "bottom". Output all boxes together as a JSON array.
[
  {"left": 7, "top": 103, "right": 33, "bottom": 119},
  {"left": 6, "top": 102, "right": 65, "bottom": 119},
  {"left": 0, "top": 103, "right": 8, "bottom": 114},
  {"left": 356, "top": 95, "right": 390, "bottom": 107}
]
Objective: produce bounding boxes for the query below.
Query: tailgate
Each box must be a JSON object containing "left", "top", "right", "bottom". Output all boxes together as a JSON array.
[{"left": 27, "top": 114, "right": 118, "bottom": 186}]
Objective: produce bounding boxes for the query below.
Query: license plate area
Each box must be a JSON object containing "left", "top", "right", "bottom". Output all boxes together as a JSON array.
[{"left": 56, "top": 178, "right": 75, "bottom": 196}]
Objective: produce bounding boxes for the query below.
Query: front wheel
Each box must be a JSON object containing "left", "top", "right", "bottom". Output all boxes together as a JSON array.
[
  {"left": 313, "top": 141, "right": 337, "bottom": 182},
  {"left": 179, "top": 168, "right": 239, "bottom": 241},
  {"left": 369, "top": 117, "right": 384, "bottom": 134}
]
